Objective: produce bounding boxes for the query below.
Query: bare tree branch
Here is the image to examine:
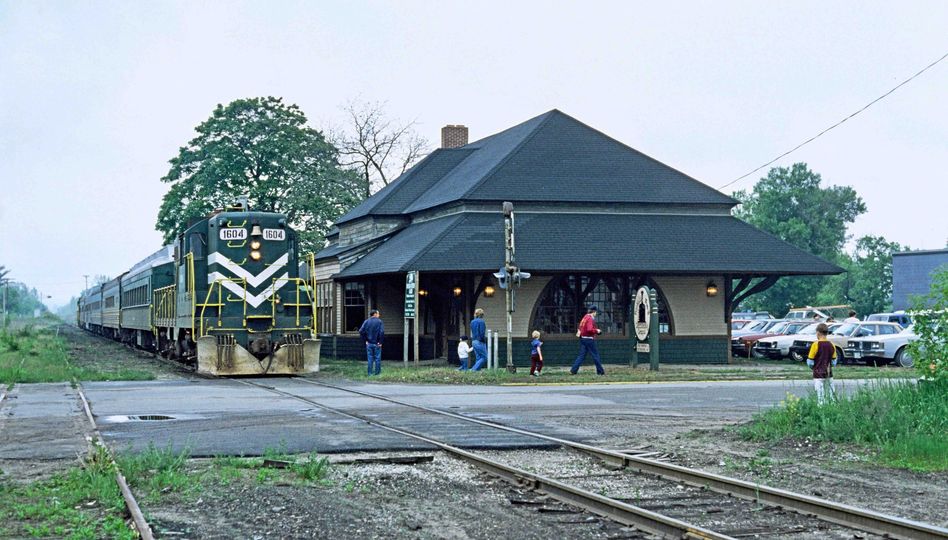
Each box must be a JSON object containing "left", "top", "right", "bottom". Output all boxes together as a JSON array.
[{"left": 330, "top": 100, "right": 431, "bottom": 198}]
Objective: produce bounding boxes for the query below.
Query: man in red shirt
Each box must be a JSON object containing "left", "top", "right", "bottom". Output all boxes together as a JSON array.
[{"left": 570, "top": 306, "right": 605, "bottom": 375}]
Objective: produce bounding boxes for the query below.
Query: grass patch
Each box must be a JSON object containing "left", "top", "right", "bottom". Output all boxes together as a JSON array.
[
  {"left": 115, "top": 444, "right": 195, "bottom": 502},
  {"left": 0, "top": 323, "right": 154, "bottom": 384},
  {"left": 0, "top": 446, "right": 135, "bottom": 540},
  {"left": 315, "top": 357, "right": 914, "bottom": 385},
  {"left": 740, "top": 379, "right": 948, "bottom": 471},
  {"left": 209, "top": 448, "right": 332, "bottom": 486}
]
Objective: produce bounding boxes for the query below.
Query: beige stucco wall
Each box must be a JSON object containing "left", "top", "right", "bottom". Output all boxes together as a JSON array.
[
  {"left": 652, "top": 276, "right": 726, "bottom": 336},
  {"left": 475, "top": 276, "right": 552, "bottom": 337}
]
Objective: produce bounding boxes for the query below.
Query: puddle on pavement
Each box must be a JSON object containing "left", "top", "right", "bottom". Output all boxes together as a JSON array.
[{"left": 98, "top": 413, "right": 205, "bottom": 423}]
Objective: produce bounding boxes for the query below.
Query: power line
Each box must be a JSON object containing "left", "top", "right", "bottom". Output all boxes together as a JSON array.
[{"left": 719, "top": 50, "right": 948, "bottom": 191}]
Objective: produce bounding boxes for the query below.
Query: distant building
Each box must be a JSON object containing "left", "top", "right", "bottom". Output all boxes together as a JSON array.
[
  {"left": 312, "top": 110, "right": 841, "bottom": 364},
  {"left": 892, "top": 249, "right": 948, "bottom": 311}
]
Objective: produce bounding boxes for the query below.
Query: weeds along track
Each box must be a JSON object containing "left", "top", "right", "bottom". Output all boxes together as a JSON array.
[
  {"left": 243, "top": 378, "right": 947, "bottom": 540},
  {"left": 76, "top": 385, "right": 154, "bottom": 540}
]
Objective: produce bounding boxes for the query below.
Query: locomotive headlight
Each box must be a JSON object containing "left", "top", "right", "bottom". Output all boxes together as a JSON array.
[
  {"left": 250, "top": 240, "right": 261, "bottom": 250},
  {"left": 250, "top": 250, "right": 262, "bottom": 261}
]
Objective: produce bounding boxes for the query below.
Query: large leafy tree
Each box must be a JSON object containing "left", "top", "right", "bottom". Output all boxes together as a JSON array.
[
  {"left": 813, "top": 235, "right": 906, "bottom": 316},
  {"left": 846, "top": 235, "right": 904, "bottom": 316},
  {"left": 156, "top": 97, "right": 363, "bottom": 253},
  {"left": 733, "top": 163, "right": 866, "bottom": 315}
]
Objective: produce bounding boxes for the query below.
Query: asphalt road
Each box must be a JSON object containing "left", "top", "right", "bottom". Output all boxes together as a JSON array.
[{"left": 1, "top": 378, "right": 870, "bottom": 459}]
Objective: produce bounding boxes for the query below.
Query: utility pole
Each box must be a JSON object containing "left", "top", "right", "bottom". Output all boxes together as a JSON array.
[
  {"left": 0, "top": 266, "right": 10, "bottom": 327},
  {"left": 83, "top": 274, "right": 89, "bottom": 290},
  {"left": 496, "top": 202, "right": 530, "bottom": 373},
  {"left": 503, "top": 202, "right": 516, "bottom": 373}
]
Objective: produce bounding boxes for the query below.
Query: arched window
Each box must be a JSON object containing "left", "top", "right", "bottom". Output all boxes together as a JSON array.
[{"left": 532, "top": 275, "right": 673, "bottom": 336}]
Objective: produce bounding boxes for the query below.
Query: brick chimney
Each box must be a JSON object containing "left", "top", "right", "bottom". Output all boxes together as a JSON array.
[{"left": 441, "top": 125, "right": 469, "bottom": 148}]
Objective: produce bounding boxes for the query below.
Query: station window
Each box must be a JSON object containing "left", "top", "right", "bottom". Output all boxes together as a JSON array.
[
  {"left": 316, "top": 281, "right": 334, "bottom": 334},
  {"left": 343, "top": 282, "right": 366, "bottom": 333},
  {"left": 532, "top": 275, "right": 672, "bottom": 337}
]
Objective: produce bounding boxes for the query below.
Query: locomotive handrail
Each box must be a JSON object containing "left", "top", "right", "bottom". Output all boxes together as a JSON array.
[
  {"left": 307, "top": 253, "right": 317, "bottom": 333},
  {"left": 268, "top": 276, "right": 315, "bottom": 332},
  {"left": 198, "top": 277, "right": 247, "bottom": 338}
]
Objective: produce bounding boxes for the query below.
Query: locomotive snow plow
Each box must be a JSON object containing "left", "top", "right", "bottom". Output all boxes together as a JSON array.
[{"left": 196, "top": 334, "right": 320, "bottom": 376}]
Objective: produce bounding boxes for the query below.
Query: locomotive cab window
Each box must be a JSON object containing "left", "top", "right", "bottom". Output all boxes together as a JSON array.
[{"left": 190, "top": 233, "right": 206, "bottom": 259}]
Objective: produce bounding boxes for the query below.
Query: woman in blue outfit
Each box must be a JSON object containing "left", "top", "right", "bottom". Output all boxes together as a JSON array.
[{"left": 469, "top": 308, "right": 488, "bottom": 371}]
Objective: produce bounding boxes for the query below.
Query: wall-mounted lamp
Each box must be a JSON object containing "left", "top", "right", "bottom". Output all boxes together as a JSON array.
[
  {"left": 706, "top": 281, "right": 718, "bottom": 297},
  {"left": 452, "top": 286, "right": 462, "bottom": 297},
  {"left": 484, "top": 285, "right": 495, "bottom": 298},
  {"left": 418, "top": 289, "right": 428, "bottom": 297}
]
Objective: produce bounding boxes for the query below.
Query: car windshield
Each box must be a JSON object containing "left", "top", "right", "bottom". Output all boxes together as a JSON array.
[
  {"left": 768, "top": 322, "right": 789, "bottom": 334},
  {"left": 731, "top": 321, "right": 749, "bottom": 330},
  {"left": 831, "top": 323, "right": 859, "bottom": 336},
  {"left": 786, "top": 322, "right": 810, "bottom": 334},
  {"left": 800, "top": 323, "right": 839, "bottom": 336},
  {"left": 747, "top": 320, "right": 769, "bottom": 331}
]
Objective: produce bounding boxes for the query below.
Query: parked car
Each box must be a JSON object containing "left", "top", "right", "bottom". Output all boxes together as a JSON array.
[
  {"left": 731, "top": 319, "right": 752, "bottom": 331},
  {"left": 785, "top": 308, "right": 830, "bottom": 321},
  {"left": 789, "top": 322, "right": 904, "bottom": 364},
  {"left": 731, "top": 319, "right": 783, "bottom": 356},
  {"left": 733, "top": 311, "right": 773, "bottom": 320},
  {"left": 866, "top": 312, "right": 913, "bottom": 327},
  {"left": 844, "top": 325, "right": 918, "bottom": 367},
  {"left": 753, "top": 322, "right": 821, "bottom": 359},
  {"left": 738, "top": 320, "right": 812, "bottom": 358},
  {"left": 785, "top": 305, "right": 854, "bottom": 321}
]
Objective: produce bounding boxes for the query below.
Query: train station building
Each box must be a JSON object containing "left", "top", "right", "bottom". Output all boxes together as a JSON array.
[{"left": 312, "top": 110, "right": 841, "bottom": 365}]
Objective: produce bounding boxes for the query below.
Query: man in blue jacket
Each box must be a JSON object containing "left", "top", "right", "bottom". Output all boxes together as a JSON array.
[
  {"left": 469, "top": 308, "right": 488, "bottom": 371},
  {"left": 359, "top": 309, "right": 384, "bottom": 376}
]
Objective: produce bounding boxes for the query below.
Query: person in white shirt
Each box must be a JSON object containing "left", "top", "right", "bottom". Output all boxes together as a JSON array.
[
  {"left": 457, "top": 335, "right": 473, "bottom": 371},
  {"left": 843, "top": 310, "right": 860, "bottom": 323}
]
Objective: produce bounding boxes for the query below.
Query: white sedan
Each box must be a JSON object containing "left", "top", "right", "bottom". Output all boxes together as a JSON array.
[
  {"left": 753, "top": 322, "right": 825, "bottom": 360},
  {"left": 844, "top": 325, "right": 918, "bottom": 367}
]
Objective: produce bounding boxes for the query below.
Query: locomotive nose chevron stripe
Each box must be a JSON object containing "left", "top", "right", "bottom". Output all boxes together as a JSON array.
[
  {"left": 207, "top": 252, "right": 290, "bottom": 288},
  {"left": 206, "top": 252, "right": 292, "bottom": 308},
  {"left": 208, "top": 271, "right": 290, "bottom": 308}
]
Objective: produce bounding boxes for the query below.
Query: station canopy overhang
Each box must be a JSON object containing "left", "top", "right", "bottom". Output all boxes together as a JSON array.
[{"left": 331, "top": 212, "right": 844, "bottom": 279}]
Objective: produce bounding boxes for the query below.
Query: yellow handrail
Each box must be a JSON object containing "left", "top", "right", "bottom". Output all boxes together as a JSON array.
[
  {"left": 151, "top": 284, "right": 177, "bottom": 342},
  {"left": 308, "top": 253, "right": 317, "bottom": 334}
]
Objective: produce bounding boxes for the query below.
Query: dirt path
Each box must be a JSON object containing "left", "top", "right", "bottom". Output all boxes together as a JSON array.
[{"left": 61, "top": 324, "right": 186, "bottom": 380}]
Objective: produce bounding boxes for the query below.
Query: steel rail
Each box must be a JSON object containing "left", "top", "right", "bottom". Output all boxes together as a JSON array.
[
  {"left": 77, "top": 386, "right": 155, "bottom": 540},
  {"left": 237, "top": 379, "right": 731, "bottom": 540},
  {"left": 294, "top": 378, "right": 948, "bottom": 540}
]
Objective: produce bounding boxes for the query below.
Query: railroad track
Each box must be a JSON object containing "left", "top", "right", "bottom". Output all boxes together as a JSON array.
[
  {"left": 76, "top": 385, "right": 154, "bottom": 540},
  {"left": 240, "top": 378, "right": 948, "bottom": 540}
]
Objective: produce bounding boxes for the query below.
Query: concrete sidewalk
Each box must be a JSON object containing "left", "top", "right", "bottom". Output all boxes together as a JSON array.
[{"left": 0, "top": 383, "right": 89, "bottom": 460}]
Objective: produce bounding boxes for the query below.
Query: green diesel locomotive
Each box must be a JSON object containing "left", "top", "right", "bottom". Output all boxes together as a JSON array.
[{"left": 78, "top": 203, "right": 320, "bottom": 376}]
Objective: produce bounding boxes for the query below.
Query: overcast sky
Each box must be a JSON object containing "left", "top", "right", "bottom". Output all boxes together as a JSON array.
[{"left": 2, "top": 1, "right": 946, "bottom": 308}]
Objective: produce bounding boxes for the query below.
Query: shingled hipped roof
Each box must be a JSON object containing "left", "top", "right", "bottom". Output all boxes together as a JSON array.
[
  {"left": 335, "top": 110, "right": 735, "bottom": 225},
  {"left": 335, "top": 212, "right": 842, "bottom": 278}
]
